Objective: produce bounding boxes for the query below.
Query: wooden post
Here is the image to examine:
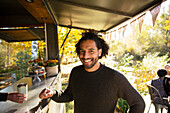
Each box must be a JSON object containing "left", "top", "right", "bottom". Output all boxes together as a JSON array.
[{"left": 44, "top": 23, "right": 60, "bottom": 72}]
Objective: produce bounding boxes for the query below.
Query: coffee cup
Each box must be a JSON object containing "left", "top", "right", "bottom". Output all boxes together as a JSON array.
[{"left": 17, "top": 83, "right": 28, "bottom": 101}]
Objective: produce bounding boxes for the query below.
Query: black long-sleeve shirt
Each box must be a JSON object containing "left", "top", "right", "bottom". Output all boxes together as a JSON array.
[{"left": 51, "top": 64, "right": 145, "bottom": 113}]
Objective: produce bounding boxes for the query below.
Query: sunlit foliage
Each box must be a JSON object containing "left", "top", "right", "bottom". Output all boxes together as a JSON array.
[{"left": 58, "top": 27, "right": 84, "bottom": 64}]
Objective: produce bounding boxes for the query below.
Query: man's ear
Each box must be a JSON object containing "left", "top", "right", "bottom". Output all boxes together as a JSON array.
[{"left": 99, "top": 49, "right": 102, "bottom": 56}]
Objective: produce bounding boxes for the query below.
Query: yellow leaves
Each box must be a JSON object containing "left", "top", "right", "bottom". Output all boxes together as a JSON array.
[
  {"left": 29, "top": 58, "right": 59, "bottom": 67},
  {"left": 9, "top": 41, "right": 32, "bottom": 51},
  {"left": 29, "top": 58, "right": 43, "bottom": 63},
  {"left": 38, "top": 41, "right": 46, "bottom": 47},
  {"left": 44, "top": 62, "right": 47, "bottom": 66},
  {"left": 58, "top": 26, "right": 84, "bottom": 59},
  {"left": 47, "top": 60, "right": 58, "bottom": 63},
  {"left": 24, "top": 41, "right": 32, "bottom": 48},
  {"left": 164, "top": 16, "right": 170, "bottom": 30},
  {"left": 44, "top": 59, "right": 58, "bottom": 67}
]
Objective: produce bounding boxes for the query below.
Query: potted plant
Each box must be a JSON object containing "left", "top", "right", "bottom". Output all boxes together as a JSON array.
[
  {"left": 28, "top": 58, "right": 45, "bottom": 75},
  {"left": 28, "top": 58, "right": 44, "bottom": 66},
  {"left": 44, "top": 60, "right": 58, "bottom": 77}
]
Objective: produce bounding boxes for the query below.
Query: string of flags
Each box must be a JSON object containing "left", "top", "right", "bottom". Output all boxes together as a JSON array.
[{"left": 103, "top": 4, "right": 162, "bottom": 42}]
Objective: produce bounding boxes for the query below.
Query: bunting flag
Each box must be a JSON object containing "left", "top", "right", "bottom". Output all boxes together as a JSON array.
[
  {"left": 130, "top": 19, "right": 136, "bottom": 38},
  {"left": 110, "top": 32, "right": 113, "bottom": 41},
  {"left": 118, "top": 27, "right": 123, "bottom": 39},
  {"left": 103, "top": 33, "right": 106, "bottom": 40},
  {"left": 114, "top": 30, "right": 117, "bottom": 41},
  {"left": 106, "top": 33, "right": 109, "bottom": 43},
  {"left": 107, "top": 32, "right": 111, "bottom": 42},
  {"left": 138, "top": 14, "right": 146, "bottom": 33},
  {"left": 105, "top": 33, "right": 108, "bottom": 41},
  {"left": 122, "top": 25, "right": 127, "bottom": 38},
  {"left": 109, "top": 32, "right": 112, "bottom": 42},
  {"left": 111, "top": 30, "right": 116, "bottom": 41},
  {"left": 150, "top": 4, "right": 161, "bottom": 27},
  {"left": 107, "top": 32, "right": 111, "bottom": 44}
]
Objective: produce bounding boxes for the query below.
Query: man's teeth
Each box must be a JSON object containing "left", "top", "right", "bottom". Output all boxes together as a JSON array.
[{"left": 84, "top": 60, "right": 91, "bottom": 62}]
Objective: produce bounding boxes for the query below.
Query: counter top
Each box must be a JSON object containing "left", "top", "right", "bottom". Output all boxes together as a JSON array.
[{"left": 0, "top": 76, "right": 56, "bottom": 113}]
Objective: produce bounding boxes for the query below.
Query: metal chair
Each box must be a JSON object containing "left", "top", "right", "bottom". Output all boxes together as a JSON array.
[{"left": 146, "top": 84, "right": 168, "bottom": 113}]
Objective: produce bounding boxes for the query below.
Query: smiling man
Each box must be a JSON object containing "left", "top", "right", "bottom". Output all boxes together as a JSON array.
[
  {"left": 79, "top": 40, "right": 102, "bottom": 71},
  {"left": 39, "top": 32, "right": 145, "bottom": 113}
]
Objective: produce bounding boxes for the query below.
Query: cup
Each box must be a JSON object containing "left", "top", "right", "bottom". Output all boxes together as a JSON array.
[{"left": 17, "top": 83, "right": 28, "bottom": 101}]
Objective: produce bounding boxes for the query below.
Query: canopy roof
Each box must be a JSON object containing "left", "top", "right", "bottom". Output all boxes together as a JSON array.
[{"left": 0, "top": 0, "right": 164, "bottom": 42}]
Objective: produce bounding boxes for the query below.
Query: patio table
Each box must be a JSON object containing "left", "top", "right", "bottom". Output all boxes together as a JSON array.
[{"left": 26, "top": 72, "right": 47, "bottom": 83}]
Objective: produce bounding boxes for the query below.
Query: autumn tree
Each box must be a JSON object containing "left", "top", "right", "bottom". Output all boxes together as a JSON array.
[
  {"left": 58, "top": 27, "right": 84, "bottom": 64},
  {"left": 109, "top": 4, "right": 170, "bottom": 60},
  {"left": 154, "top": 5, "right": 170, "bottom": 56},
  {"left": 0, "top": 40, "right": 7, "bottom": 67}
]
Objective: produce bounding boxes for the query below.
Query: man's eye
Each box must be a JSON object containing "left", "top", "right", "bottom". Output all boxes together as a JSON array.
[
  {"left": 80, "top": 51, "right": 84, "bottom": 53},
  {"left": 89, "top": 50, "right": 94, "bottom": 53}
]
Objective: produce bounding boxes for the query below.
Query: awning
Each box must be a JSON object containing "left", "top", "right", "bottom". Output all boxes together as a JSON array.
[{"left": 0, "top": 0, "right": 165, "bottom": 42}]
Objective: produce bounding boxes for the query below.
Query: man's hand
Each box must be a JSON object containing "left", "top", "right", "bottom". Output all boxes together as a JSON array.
[
  {"left": 7, "top": 92, "right": 26, "bottom": 103},
  {"left": 39, "top": 88, "right": 53, "bottom": 99},
  {"left": 168, "top": 96, "right": 170, "bottom": 104}
]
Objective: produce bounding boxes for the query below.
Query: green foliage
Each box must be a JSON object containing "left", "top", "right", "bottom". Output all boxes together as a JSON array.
[
  {"left": 0, "top": 68, "right": 8, "bottom": 73},
  {"left": 37, "top": 61, "right": 44, "bottom": 66},
  {"left": 109, "top": 4, "right": 170, "bottom": 60},
  {"left": 141, "top": 52, "right": 169, "bottom": 70},
  {"left": 15, "top": 51, "right": 32, "bottom": 70},
  {"left": 0, "top": 40, "right": 7, "bottom": 67},
  {"left": 14, "top": 69, "right": 25, "bottom": 80},
  {"left": 45, "top": 62, "right": 57, "bottom": 67},
  {"left": 66, "top": 101, "right": 74, "bottom": 113},
  {"left": 14, "top": 51, "right": 31, "bottom": 79},
  {"left": 133, "top": 52, "right": 170, "bottom": 96},
  {"left": 0, "top": 68, "right": 16, "bottom": 74},
  {"left": 118, "top": 53, "right": 134, "bottom": 67},
  {"left": 116, "top": 98, "right": 129, "bottom": 113},
  {"left": 44, "top": 60, "right": 58, "bottom": 67},
  {"left": 110, "top": 40, "right": 127, "bottom": 59}
]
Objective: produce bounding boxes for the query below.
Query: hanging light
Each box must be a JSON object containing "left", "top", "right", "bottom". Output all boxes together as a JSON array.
[
  {"left": 25, "top": 0, "right": 34, "bottom": 3},
  {"left": 41, "top": 18, "right": 47, "bottom": 20}
]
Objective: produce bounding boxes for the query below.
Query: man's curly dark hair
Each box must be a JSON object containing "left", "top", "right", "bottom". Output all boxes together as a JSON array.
[{"left": 75, "top": 32, "right": 109, "bottom": 59}]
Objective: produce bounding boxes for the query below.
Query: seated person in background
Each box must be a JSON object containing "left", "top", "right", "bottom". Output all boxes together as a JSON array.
[
  {"left": 165, "top": 65, "right": 170, "bottom": 76},
  {"left": 0, "top": 92, "right": 26, "bottom": 103},
  {"left": 163, "top": 75, "right": 170, "bottom": 103},
  {"left": 151, "top": 69, "right": 170, "bottom": 112}
]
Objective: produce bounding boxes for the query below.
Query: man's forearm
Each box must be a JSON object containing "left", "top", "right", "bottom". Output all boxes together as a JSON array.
[{"left": 51, "top": 90, "right": 73, "bottom": 103}]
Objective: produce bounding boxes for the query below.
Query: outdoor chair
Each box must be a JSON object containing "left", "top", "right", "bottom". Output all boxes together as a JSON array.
[{"left": 146, "top": 84, "right": 168, "bottom": 113}]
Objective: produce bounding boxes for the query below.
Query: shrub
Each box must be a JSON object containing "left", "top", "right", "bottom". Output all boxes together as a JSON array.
[{"left": 132, "top": 52, "right": 170, "bottom": 96}]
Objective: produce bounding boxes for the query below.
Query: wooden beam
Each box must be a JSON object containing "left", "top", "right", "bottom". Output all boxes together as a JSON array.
[
  {"left": 0, "top": 31, "right": 18, "bottom": 42},
  {"left": 17, "top": 0, "right": 54, "bottom": 24}
]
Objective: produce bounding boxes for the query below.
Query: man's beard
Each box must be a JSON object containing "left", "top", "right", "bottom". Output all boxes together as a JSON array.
[{"left": 81, "top": 57, "right": 99, "bottom": 69}]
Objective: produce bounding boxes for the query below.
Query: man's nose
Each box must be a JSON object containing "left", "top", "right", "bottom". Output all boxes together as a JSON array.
[{"left": 83, "top": 52, "right": 89, "bottom": 58}]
